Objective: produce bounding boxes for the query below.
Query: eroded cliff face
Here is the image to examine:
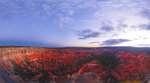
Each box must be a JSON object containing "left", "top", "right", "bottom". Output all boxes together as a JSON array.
[
  {"left": 0, "top": 47, "right": 149, "bottom": 83},
  {"left": 0, "top": 47, "right": 45, "bottom": 83},
  {"left": 0, "top": 47, "right": 99, "bottom": 83}
]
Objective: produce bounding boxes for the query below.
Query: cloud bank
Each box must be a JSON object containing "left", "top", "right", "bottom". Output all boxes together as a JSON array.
[
  {"left": 74, "top": 29, "right": 100, "bottom": 39},
  {"left": 100, "top": 39, "right": 131, "bottom": 46}
]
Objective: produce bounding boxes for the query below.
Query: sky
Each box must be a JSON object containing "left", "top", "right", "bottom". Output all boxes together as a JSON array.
[{"left": 0, "top": 0, "right": 150, "bottom": 47}]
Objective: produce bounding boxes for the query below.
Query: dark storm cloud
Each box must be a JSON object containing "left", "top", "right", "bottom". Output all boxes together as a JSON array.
[
  {"left": 75, "top": 29, "right": 100, "bottom": 39},
  {"left": 100, "top": 26, "right": 113, "bottom": 31},
  {"left": 100, "top": 39, "right": 131, "bottom": 45}
]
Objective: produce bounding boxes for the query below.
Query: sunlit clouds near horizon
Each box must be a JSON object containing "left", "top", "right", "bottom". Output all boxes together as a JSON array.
[{"left": 0, "top": 0, "right": 150, "bottom": 47}]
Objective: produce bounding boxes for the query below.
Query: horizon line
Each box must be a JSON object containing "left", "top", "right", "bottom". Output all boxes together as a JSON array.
[{"left": 0, "top": 45, "right": 150, "bottom": 48}]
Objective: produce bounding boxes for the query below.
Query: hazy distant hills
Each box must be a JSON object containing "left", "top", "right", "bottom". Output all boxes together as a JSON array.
[
  {"left": 97, "top": 46, "right": 150, "bottom": 53},
  {"left": 1, "top": 46, "right": 150, "bottom": 54},
  {"left": 63, "top": 46, "right": 150, "bottom": 54}
]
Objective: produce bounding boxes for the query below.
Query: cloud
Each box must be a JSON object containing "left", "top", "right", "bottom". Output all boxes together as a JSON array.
[
  {"left": 89, "top": 41, "right": 100, "bottom": 44},
  {"left": 139, "top": 23, "right": 150, "bottom": 30},
  {"left": 137, "top": 44, "right": 150, "bottom": 47},
  {"left": 93, "top": 0, "right": 150, "bottom": 28},
  {"left": 67, "top": 9, "right": 74, "bottom": 15},
  {"left": 118, "top": 22, "right": 128, "bottom": 28},
  {"left": 1, "top": 0, "right": 150, "bottom": 27},
  {"left": 100, "top": 39, "right": 131, "bottom": 46},
  {"left": 0, "top": 0, "right": 100, "bottom": 27},
  {"left": 75, "top": 29, "right": 100, "bottom": 39},
  {"left": 1, "top": 0, "right": 150, "bottom": 47},
  {"left": 59, "top": 16, "right": 72, "bottom": 23},
  {"left": 100, "top": 25, "right": 114, "bottom": 31},
  {"left": 141, "top": 9, "right": 150, "bottom": 19},
  {"left": 0, "top": 0, "right": 98, "bottom": 18},
  {"left": 77, "top": 0, "right": 97, "bottom": 9},
  {"left": 59, "top": 16, "right": 72, "bottom": 27}
]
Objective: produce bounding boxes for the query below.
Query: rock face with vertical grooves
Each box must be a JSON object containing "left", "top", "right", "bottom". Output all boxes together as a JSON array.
[
  {"left": 0, "top": 47, "right": 99, "bottom": 83},
  {"left": 0, "top": 46, "right": 150, "bottom": 83},
  {"left": 0, "top": 47, "right": 45, "bottom": 83}
]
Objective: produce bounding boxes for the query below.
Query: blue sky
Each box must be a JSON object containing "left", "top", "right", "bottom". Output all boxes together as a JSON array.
[{"left": 0, "top": 0, "right": 150, "bottom": 47}]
